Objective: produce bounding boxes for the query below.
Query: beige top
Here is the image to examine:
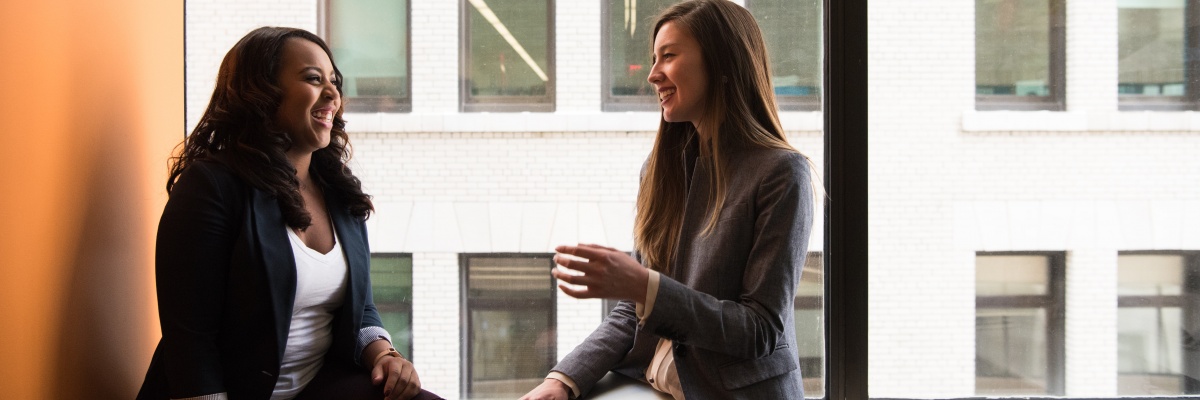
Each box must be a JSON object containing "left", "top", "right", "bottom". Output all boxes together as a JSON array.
[{"left": 547, "top": 270, "right": 685, "bottom": 399}]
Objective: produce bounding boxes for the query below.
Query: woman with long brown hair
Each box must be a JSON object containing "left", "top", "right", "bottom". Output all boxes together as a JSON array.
[
  {"left": 522, "top": 1, "right": 815, "bottom": 398},
  {"left": 137, "top": 27, "right": 437, "bottom": 400}
]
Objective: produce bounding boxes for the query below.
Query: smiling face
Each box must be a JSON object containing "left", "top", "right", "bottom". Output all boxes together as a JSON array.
[
  {"left": 274, "top": 38, "right": 341, "bottom": 157},
  {"left": 648, "top": 21, "right": 709, "bottom": 126}
]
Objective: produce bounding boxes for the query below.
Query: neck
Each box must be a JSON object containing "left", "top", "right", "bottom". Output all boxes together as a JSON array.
[
  {"left": 693, "top": 123, "right": 712, "bottom": 157},
  {"left": 287, "top": 151, "right": 313, "bottom": 187}
]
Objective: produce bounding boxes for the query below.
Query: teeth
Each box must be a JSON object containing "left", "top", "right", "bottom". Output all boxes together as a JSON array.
[
  {"left": 311, "top": 110, "right": 333, "bottom": 123},
  {"left": 658, "top": 88, "right": 675, "bottom": 102}
]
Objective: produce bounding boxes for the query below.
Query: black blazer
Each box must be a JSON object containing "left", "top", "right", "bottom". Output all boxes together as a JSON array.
[{"left": 138, "top": 159, "right": 383, "bottom": 399}]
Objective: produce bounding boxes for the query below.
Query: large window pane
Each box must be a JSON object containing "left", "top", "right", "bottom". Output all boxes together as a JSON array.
[
  {"left": 976, "top": 253, "right": 1064, "bottom": 395},
  {"left": 326, "top": 0, "right": 410, "bottom": 112},
  {"left": 1118, "top": 0, "right": 1197, "bottom": 110},
  {"left": 371, "top": 253, "right": 414, "bottom": 358},
  {"left": 749, "top": 0, "right": 822, "bottom": 111},
  {"left": 602, "top": 0, "right": 674, "bottom": 111},
  {"left": 1117, "top": 253, "right": 1200, "bottom": 394},
  {"left": 975, "top": 0, "right": 1064, "bottom": 110},
  {"left": 462, "top": 0, "right": 554, "bottom": 112},
  {"left": 462, "top": 255, "right": 555, "bottom": 399}
]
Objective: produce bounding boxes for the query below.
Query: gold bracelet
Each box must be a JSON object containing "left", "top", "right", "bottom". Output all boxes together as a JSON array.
[{"left": 372, "top": 347, "right": 404, "bottom": 366}]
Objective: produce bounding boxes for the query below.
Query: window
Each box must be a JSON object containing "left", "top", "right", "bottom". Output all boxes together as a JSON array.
[
  {"left": 601, "top": 0, "right": 822, "bottom": 111},
  {"left": 370, "top": 253, "right": 414, "bottom": 358},
  {"left": 795, "top": 252, "right": 825, "bottom": 397},
  {"left": 975, "top": 0, "right": 1065, "bottom": 110},
  {"left": 747, "top": 0, "right": 822, "bottom": 111},
  {"left": 461, "top": 0, "right": 554, "bottom": 112},
  {"left": 460, "top": 254, "right": 556, "bottom": 399},
  {"left": 975, "top": 253, "right": 1065, "bottom": 395},
  {"left": 1118, "top": 0, "right": 1200, "bottom": 111},
  {"left": 322, "top": 0, "right": 411, "bottom": 112},
  {"left": 1117, "top": 252, "right": 1200, "bottom": 394},
  {"left": 601, "top": 0, "right": 674, "bottom": 111}
]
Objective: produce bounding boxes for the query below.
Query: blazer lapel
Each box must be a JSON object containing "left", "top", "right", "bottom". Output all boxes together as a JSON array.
[
  {"left": 249, "top": 188, "right": 297, "bottom": 361},
  {"left": 327, "top": 194, "right": 369, "bottom": 357}
]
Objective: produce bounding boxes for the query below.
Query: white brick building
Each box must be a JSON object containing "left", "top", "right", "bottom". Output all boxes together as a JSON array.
[{"left": 186, "top": 0, "right": 1200, "bottom": 398}]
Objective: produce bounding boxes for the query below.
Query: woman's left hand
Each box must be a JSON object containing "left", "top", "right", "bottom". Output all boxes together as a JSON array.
[
  {"left": 372, "top": 353, "right": 421, "bottom": 400},
  {"left": 551, "top": 244, "right": 649, "bottom": 303}
]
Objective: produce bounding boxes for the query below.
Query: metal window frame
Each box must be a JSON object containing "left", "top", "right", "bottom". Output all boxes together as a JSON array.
[
  {"left": 318, "top": 0, "right": 413, "bottom": 113},
  {"left": 1118, "top": 0, "right": 1200, "bottom": 111},
  {"left": 459, "top": 0, "right": 556, "bottom": 113},
  {"left": 974, "top": 251, "right": 1067, "bottom": 396},
  {"left": 974, "top": 0, "right": 1066, "bottom": 111},
  {"left": 368, "top": 252, "right": 415, "bottom": 359},
  {"left": 459, "top": 253, "right": 557, "bottom": 398}
]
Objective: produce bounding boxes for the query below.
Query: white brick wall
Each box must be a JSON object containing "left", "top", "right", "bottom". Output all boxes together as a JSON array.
[{"left": 186, "top": 0, "right": 1199, "bottom": 398}]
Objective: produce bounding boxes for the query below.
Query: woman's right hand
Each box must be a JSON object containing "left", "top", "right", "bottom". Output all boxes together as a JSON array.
[{"left": 520, "top": 378, "right": 570, "bottom": 400}]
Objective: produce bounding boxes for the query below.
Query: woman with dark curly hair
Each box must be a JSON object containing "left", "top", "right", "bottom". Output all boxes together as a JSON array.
[{"left": 137, "top": 27, "right": 438, "bottom": 400}]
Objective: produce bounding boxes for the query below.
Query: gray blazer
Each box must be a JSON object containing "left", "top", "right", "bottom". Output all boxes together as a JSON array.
[{"left": 553, "top": 138, "right": 814, "bottom": 399}]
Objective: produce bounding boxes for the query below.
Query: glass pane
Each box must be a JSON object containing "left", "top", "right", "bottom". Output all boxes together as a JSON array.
[
  {"left": 469, "top": 308, "right": 554, "bottom": 399},
  {"left": 796, "top": 252, "right": 824, "bottom": 397},
  {"left": 976, "top": 255, "right": 1049, "bottom": 296},
  {"left": 1117, "top": 253, "right": 1200, "bottom": 394},
  {"left": 606, "top": 0, "right": 673, "bottom": 98},
  {"left": 467, "top": 256, "right": 553, "bottom": 298},
  {"left": 329, "top": 0, "right": 408, "bottom": 99},
  {"left": 752, "top": 0, "right": 822, "bottom": 99},
  {"left": 371, "top": 255, "right": 413, "bottom": 358},
  {"left": 976, "top": 308, "right": 1049, "bottom": 394},
  {"left": 1118, "top": 0, "right": 1186, "bottom": 96},
  {"left": 976, "top": 0, "right": 1051, "bottom": 96},
  {"left": 466, "top": 0, "right": 550, "bottom": 97}
]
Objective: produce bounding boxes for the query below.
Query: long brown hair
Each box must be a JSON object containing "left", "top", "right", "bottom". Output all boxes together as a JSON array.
[
  {"left": 168, "top": 26, "right": 372, "bottom": 228},
  {"left": 635, "top": 0, "right": 800, "bottom": 274}
]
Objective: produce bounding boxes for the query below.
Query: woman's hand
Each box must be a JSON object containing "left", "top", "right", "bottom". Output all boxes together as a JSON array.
[
  {"left": 552, "top": 244, "right": 649, "bottom": 303},
  {"left": 520, "top": 378, "right": 570, "bottom": 400},
  {"left": 371, "top": 351, "right": 421, "bottom": 400}
]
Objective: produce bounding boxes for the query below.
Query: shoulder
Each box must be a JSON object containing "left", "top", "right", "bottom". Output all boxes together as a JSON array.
[
  {"left": 731, "top": 147, "right": 811, "bottom": 183},
  {"left": 171, "top": 158, "right": 247, "bottom": 200}
]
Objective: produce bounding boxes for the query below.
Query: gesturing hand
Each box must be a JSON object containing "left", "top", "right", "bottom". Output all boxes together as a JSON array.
[
  {"left": 520, "top": 378, "right": 571, "bottom": 400},
  {"left": 372, "top": 352, "right": 421, "bottom": 400},
  {"left": 551, "top": 244, "right": 649, "bottom": 303}
]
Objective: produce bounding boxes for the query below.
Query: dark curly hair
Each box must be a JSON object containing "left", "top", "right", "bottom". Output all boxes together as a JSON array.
[{"left": 168, "top": 26, "right": 372, "bottom": 228}]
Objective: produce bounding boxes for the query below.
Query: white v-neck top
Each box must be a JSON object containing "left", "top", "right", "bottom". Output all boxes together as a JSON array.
[{"left": 271, "top": 226, "right": 349, "bottom": 400}]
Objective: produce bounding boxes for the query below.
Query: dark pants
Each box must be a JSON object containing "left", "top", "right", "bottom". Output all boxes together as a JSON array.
[{"left": 296, "top": 359, "right": 443, "bottom": 400}]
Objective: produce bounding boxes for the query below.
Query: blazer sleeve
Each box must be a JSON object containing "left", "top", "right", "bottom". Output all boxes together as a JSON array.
[
  {"left": 155, "top": 162, "right": 240, "bottom": 397},
  {"left": 641, "top": 154, "right": 814, "bottom": 359},
  {"left": 549, "top": 299, "right": 641, "bottom": 396}
]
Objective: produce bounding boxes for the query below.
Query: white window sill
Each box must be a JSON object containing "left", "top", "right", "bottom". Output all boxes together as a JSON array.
[
  {"left": 963, "top": 110, "right": 1200, "bottom": 132},
  {"left": 344, "top": 111, "right": 823, "bottom": 133}
]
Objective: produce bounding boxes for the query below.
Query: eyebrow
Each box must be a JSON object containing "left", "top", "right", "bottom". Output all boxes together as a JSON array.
[
  {"left": 654, "top": 42, "right": 677, "bottom": 54},
  {"left": 297, "top": 66, "right": 324, "bottom": 75}
]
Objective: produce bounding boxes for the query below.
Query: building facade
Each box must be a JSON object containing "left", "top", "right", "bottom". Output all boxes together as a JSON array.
[{"left": 185, "top": 0, "right": 1200, "bottom": 398}]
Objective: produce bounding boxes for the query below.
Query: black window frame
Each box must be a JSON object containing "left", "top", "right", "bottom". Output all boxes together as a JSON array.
[
  {"left": 319, "top": 0, "right": 413, "bottom": 113},
  {"left": 459, "top": 253, "right": 558, "bottom": 399},
  {"left": 974, "top": 0, "right": 1066, "bottom": 111},
  {"left": 459, "top": 0, "right": 556, "bottom": 113},
  {"left": 1118, "top": 1, "right": 1200, "bottom": 111}
]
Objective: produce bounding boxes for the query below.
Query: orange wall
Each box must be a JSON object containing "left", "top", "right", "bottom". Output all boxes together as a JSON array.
[{"left": 0, "top": 1, "right": 182, "bottom": 398}]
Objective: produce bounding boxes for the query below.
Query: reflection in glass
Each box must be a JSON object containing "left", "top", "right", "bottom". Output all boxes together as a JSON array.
[
  {"left": 606, "top": 0, "right": 673, "bottom": 99},
  {"left": 328, "top": 0, "right": 409, "bottom": 110},
  {"left": 795, "top": 252, "right": 824, "bottom": 397},
  {"left": 975, "top": 0, "right": 1051, "bottom": 96},
  {"left": 371, "top": 254, "right": 413, "bottom": 358},
  {"left": 975, "top": 254, "right": 1062, "bottom": 395},
  {"left": 464, "top": 256, "right": 555, "bottom": 399},
  {"left": 1117, "top": 253, "right": 1200, "bottom": 394},
  {"left": 466, "top": 0, "right": 551, "bottom": 98},
  {"left": 1118, "top": 0, "right": 1186, "bottom": 97},
  {"left": 750, "top": 0, "right": 822, "bottom": 105}
]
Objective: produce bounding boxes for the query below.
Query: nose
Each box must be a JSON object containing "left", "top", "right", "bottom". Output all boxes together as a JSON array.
[
  {"left": 647, "top": 63, "right": 663, "bottom": 85},
  {"left": 322, "top": 79, "right": 340, "bottom": 101}
]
